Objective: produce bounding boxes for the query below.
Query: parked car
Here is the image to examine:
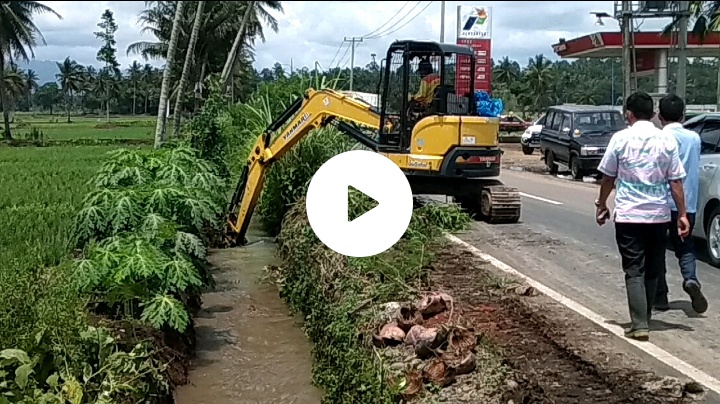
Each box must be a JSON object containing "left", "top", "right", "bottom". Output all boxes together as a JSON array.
[
  {"left": 538, "top": 105, "right": 626, "bottom": 180},
  {"left": 520, "top": 113, "right": 547, "bottom": 155},
  {"left": 681, "top": 113, "right": 720, "bottom": 267},
  {"left": 499, "top": 114, "right": 531, "bottom": 133}
]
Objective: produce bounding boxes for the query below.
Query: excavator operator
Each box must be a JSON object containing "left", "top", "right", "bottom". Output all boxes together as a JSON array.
[{"left": 412, "top": 59, "right": 440, "bottom": 107}]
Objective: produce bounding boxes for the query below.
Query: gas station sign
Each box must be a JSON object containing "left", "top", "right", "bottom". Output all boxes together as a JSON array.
[{"left": 456, "top": 6, "right": 493, "bottom": 95}]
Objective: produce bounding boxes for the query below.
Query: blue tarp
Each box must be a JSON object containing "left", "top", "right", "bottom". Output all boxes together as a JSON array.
[{"left": 475, "top": 90, "right": 504, "bottom": 118}]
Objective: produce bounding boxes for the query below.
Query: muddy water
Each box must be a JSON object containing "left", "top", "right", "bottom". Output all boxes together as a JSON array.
[{"left": 174, "top": 231, "right": 323, "bottom": 404}]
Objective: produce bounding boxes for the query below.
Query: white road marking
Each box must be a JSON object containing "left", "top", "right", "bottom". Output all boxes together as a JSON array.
[
  {"left": 519, "top": 192, "right": 563, "bottom": 205},
  {"left": 445, "top": 234, "right": 720, "bottom": 396}
]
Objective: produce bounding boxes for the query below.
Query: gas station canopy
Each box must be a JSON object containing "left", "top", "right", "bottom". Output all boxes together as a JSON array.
[{"left": 552, "top": 32, "right": 720, "bottom": 59}]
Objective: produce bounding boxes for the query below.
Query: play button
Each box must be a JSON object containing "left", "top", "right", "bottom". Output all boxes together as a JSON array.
[
  {"left": 306, "top": 150, "right": 414, "bottom": 257},
  {"left": 347, "top": 185, "right": 378, "bottom": 222}
]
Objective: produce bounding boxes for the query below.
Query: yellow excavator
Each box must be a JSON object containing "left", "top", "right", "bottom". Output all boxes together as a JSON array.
[{"left": 227, "top": 40, "right": 521, "bottom": 244}]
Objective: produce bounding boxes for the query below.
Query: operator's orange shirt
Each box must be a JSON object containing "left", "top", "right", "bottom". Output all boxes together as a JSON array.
[{"left": 415, "top": 73, "right": 440, "bottom": 104}]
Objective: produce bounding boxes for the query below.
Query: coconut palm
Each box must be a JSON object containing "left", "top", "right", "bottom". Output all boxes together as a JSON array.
[
  {"left": 524, "top": 54, "right": 554, "bottom": 110},
  {"left": 56, "top": 57, "right": 84, "bottom": 123},
  {"left": 126, "top": 61, "right": 143, "bottom": 114},
  {"left": 220, "top": 1, "right": 283, "bottom": 89},
  {"left": 155, "top": 0, "right": 186, "bottom": 147},
  {"left": 172, "top": 1, "right": 206, "bottom": 138},
  {"left": 0, "top": 1, "right": 62, "bottom": 140},
  {"left": 24, "top": 69, "right": 38, "bottom": 109},
  {"left": 494, "top": 56, "right": 521, "bottom": 85}
]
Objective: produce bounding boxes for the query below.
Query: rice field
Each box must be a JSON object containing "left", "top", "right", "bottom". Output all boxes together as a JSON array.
[
  {"left": 12, "top": 113, "right": 156, "bottom": 141},
  {"left": 0, "top": 144, "right": 148, "bottom": 274}
]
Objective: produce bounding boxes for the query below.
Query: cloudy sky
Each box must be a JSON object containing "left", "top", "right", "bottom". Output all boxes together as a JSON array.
[{"left": 31, "top": 1, "right": 673, "bottom": 72}]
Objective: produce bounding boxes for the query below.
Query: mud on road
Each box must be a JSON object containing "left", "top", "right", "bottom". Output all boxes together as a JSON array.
[{"left": 428, "top": 243, "right": 704, "bottom": 403}]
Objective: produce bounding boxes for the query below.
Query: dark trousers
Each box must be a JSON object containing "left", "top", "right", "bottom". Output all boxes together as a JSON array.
[
  {"left": 657, "top": 211, "right": 698, "bottom": 299},
  {"left": 615, "top": 222, "right": 669, "bottom": 280}
]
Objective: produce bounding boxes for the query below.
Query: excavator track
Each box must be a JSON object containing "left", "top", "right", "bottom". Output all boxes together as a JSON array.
[{"left": 479, "top": 185, "right": 521, "bottom": 224}]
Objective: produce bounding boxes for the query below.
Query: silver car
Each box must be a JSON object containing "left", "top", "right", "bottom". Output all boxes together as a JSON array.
[{"left": 683, "top": 113, "right": 720, "bottom": 267}]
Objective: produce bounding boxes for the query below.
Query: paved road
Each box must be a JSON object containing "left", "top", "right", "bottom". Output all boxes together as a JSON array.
[{"left": 458, "top": 169, "right": 720, "bottom": 393}]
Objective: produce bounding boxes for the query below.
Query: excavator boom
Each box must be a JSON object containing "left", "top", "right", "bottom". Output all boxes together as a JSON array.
[{"left": 226, "top": 88, "right": 382, "bottom": 244}]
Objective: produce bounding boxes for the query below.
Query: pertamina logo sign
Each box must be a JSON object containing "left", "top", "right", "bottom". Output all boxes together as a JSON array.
[{"left": 457, "top": 6, "right": 492, "bottom": 39}]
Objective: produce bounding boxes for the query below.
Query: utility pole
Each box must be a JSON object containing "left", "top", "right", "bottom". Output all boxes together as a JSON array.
[
  {"left": 621, "top": 0, "right": 632, "bottom": 113},
  {"left": 676, "top": 1, "right": 689, "bottom": 99},
  {"left": 344, "top": 36, "right": 363, "bottom": 91},
  {"left": 440, "top": 0, "right": 446, "bottom": 43}
]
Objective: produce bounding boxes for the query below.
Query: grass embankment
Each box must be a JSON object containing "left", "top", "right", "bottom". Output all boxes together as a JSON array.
[
  {"left": 232, "top": 75, "right": 482, "bottom": 402},
  {"left": 0, "top": 106, "right": 225, "bottom": 401}
]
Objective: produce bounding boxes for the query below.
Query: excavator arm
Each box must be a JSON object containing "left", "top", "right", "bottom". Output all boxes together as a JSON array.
[{"left": 226, "top": 88, "right": 383, "bottom": 245}]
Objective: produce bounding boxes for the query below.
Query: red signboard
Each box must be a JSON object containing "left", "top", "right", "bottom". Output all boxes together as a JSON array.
[
  {"left": 456, "top": 38, "right": 492, "bottom": 96},
  {"left": 632, "top": 49, "right": 657, "bottom": 76}
]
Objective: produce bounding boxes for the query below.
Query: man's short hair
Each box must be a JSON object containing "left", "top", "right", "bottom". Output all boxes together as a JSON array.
[
  {"left": 659, "top": 94, "right": 685, "bottom": 122},
  {"left": 626, "top": 92, "right": 654, "bottom": 120}
]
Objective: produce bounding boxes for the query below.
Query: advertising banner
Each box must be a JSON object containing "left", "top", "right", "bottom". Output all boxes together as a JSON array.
[{"left": 456, "top": 6, "right": 493, "bottom": 95}]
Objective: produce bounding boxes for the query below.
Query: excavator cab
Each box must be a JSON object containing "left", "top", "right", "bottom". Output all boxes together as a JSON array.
[{"left": 377, "top": 40, "right": 476, "bottom": 151}]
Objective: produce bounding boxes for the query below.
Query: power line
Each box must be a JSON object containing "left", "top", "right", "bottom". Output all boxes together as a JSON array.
[
  {"left": 327, "top": 40, "right": 346, "bottom": 70},
  {"left": 335, "top": 43, "right": 352, "bottom": 70},
  {"left": 340, "top": 42, "right": 361, "bottom": 69},
  {"left": 365, "top": 1, "right": 425, "bottom": 39},
  {"left": 360, "top": 1, "right": 413, "bottom": 38},
  {"left": 366, "top": 1, "right": 435, "bottom": 39}
]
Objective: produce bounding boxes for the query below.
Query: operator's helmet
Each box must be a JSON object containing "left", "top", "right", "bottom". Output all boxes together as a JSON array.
[{"left": 418, "top": 60, "right": 433, "bottom": 76}]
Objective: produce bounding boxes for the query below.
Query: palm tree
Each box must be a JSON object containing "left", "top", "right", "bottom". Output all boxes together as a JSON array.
[
  {"left": 523, "top": 54, "right": 554, "bottom": 110},
  {"left": 126, "top": 61, "right": 143, "bottom": 114},
  {"left": 56, "top": 57, "right": 83, "bottom": 123},
  {"left": 494, "top": 56, "right": 520, "bottom": 85},
  {"left": 24, "top": 69, "right": 38, "bottom": 110},
  {"left": 79, "top": 65, "right": 96, "bottom": 114},
  {"left": 141, "top": 64, "right": 156, "bottom": 114},
  {"left": 3, "top": 66, "right": 26, "bottom": 120},
  {"left": 172, "top": 1, "right": 205, "bottom": 138},
  {"left": 155, "top": 0, "right": 186, "bottom": 148},
  {"left": 0, "top": 2, "right": 62, "bottom": 140},
  {"left": 220, "top": 1, "right": 283, "bottom": 89}
]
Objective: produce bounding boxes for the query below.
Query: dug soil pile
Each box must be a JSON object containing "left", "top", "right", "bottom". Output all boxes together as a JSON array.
[{"left": 406, "top": 243, "right": 705, "bottom": 403}]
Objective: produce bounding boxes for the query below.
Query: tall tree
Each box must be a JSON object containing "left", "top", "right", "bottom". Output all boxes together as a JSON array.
[
  {"left": 173, "top": 1, "right": 205, "bottom": 138},
  {"left": 0, "top": 2, "right": 61, "bottom": 140},
  {"left": 220, "top": 1, "right": 283, "bottom": 90},
  {"left": 126, "top": 61, "right": 142, "bottom": 115},
  {"left": 56, "top": 57, "right": 83, "bottom": 123},
  {"left": 94, "top": 9, "right": 120, "bottom": 122},
  {"left": 24, "top": 69, "right": 38, "bottom": 111},
  {"left": 155, "top": 0, "right": 186, "bottom": 148}
]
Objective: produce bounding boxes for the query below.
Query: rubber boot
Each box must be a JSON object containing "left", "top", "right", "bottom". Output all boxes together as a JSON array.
[
  {"left": 645, "top": 277, "right": 658, "bottom": 323},
  {"left": 625, "top": 277, "right": 650, "bottom": 341}
]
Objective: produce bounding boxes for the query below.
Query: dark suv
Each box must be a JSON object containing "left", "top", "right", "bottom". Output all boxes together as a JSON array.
[{"left": 538, "top": 105, "right": 626, "bottom": 180}]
